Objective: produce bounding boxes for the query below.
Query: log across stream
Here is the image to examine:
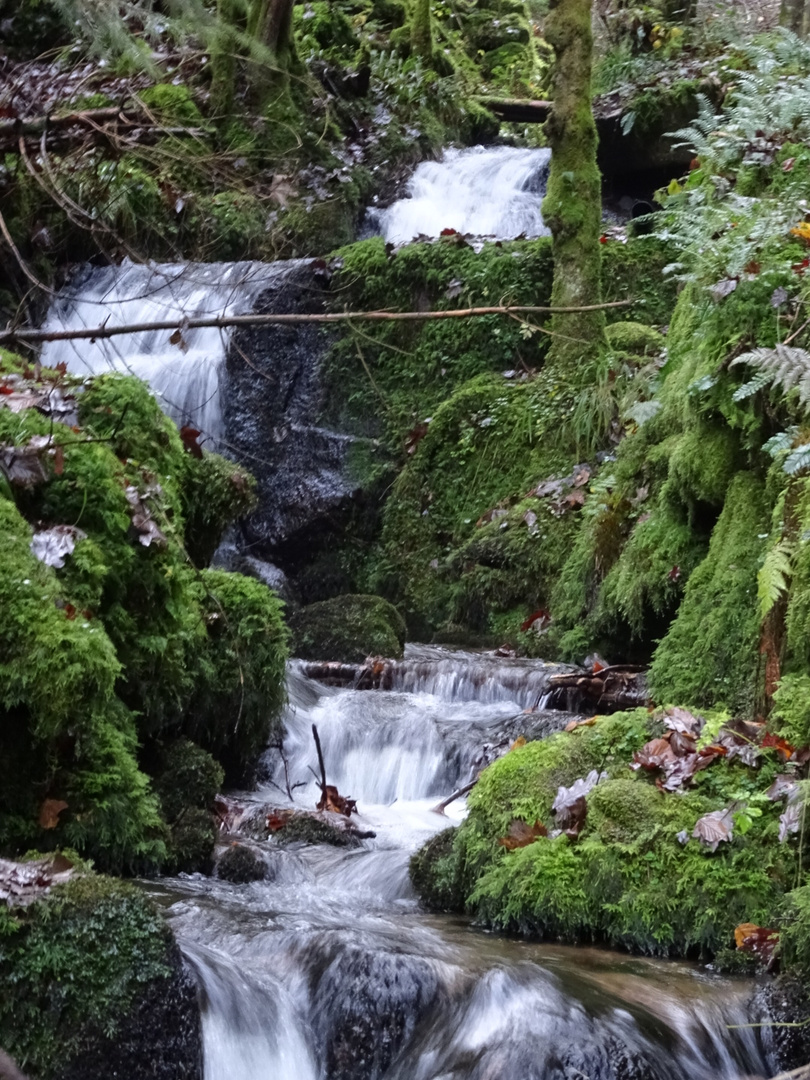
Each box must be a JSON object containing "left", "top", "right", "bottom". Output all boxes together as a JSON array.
[{"left": 149, "top": 651, "right": 779, "bottom": 1080}]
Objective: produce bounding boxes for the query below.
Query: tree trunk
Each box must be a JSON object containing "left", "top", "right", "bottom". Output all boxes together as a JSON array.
[
  {"left": 246, "top": 0, "right": 297, "bottom": 101},
  {"left": 410, "top": 0, "right": 433, "bottom": 61},
  {"left": 210, "top": 0, "right": 239, "bottom": 119},
  {"left": 541, "top": 0, "right": 606, "bottom": 375},
  {"left": 780, "top": 0, "right": 809, "bottom": 35}
]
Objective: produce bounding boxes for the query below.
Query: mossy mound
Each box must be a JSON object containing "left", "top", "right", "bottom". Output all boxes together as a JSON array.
[
  {"left": 0, "top": 362, "right": 288, "bottom": 872},
  {"left": 275, "top": 814, "right": 363, "bottom": 847},
  {"left": 605, "top": 321, "right": 665, "bottom": 356},
  {"left": 0, "top": 871, "right": 201, "bottom": 1080},
  {"left": 411, "top": 710, "right": 796, "bottom": 958},
  {"left": 289, "top": 594, "right": 406, "bottom": 662},
  {"left": 216, "top": 844, "right": 268, "bottom": 883}
]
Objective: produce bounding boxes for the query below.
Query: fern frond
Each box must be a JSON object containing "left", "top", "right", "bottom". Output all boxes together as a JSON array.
[
  {"left": 763, "top": 428, "right": 799, "bottom": 457},
  {"left": 784, "top": 445, "right": 810, "bottom": 476},
  {"left": 759, "top": 538, "right": 796, "bottom": 620},
  {"left": 732, "top": 371, "right": 772, "bottom": 402},
  {"left": 731, "top": 346, "right": 810, "bottom": 410}
]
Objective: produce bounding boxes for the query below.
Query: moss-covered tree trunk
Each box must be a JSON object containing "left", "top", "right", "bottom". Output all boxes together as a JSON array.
[
  {"left": 210, "top": 0, "right": 239, "bottom": 119},
  {"left": 781, "top": 0, "right": 810, "bottom": 35},
  {"left": 541, "top": 0, "right": 606, "bottom": 376},
  {"left": 410, "top": 0, "right": 433, "bottom": 61},
  {"left": 246, "top": 0, "right": 297, "bottom": 101}
]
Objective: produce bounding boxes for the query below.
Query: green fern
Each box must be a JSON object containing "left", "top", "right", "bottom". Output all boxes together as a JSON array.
[
  {"left": 758, "top": 537, "right": 796, "bottom": 619},
  {"left": 731, "top": 345, "right": 810, "bottom": 410}
]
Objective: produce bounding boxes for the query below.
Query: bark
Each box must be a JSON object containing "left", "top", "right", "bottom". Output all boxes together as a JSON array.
[
  {"left": 246, "top": 0, "right": 297, "bottom": 101},
  {"left": 780, "top": 0, "right": 810, "bottom": 35},
  {"left": 542, "top": 0, "right": 607, "bottom": 376},
  {"left": 410, "top": 0, "right": 433, "bottom": 61},
  {"left": 210, "top": 0, "right": 239, "bottom": 118}
]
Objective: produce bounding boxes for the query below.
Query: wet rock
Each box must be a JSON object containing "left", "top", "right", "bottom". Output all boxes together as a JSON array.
[
  {"left": 56, "top": 944, "right": 202, "bottom": 1080},
  {"left": 749, "top": 974, "right": 810, "bottom": 1074},
  {"left": 311, "top": 948, "right": 443, "bottom": 1080},
  {"left": 216, "top": 844, "right": 268, "bottom": 884},
  {"left": 224, "top": 262, "right": 366, "bottom": 556},
  {"left": 409, "top": 827, "right": 465, "bottom": 913},
  {"left": 289, "top": 594, "right": 407, "bottom": 663},
  {"left": 275, "top": 813, "right": 364, "bottom": 848}
]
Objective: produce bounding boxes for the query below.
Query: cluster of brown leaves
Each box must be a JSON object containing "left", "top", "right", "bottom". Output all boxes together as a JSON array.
[
  {"left": 125, "top": 484, "right": 167, "bottom": 548},
  {"left": 531, "top": 463, "right": 592, "bottom": 518},
  {"left": 317, "top": 785, "right": 357, "bottom": 817},
  {"left": 498, "top": 769, "right": 606, "bottom": 850},
  {"left": 734, "top": 922, "right": 779, "bottom": 966}
]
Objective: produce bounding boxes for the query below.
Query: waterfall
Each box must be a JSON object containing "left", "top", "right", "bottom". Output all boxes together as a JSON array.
[
  {"left": 157, "top": 661, "right": 776, "bottom": 1080},
  {"left": 40, "top": 259, "right": 307, "bottom": 446},
  {"left": 368, "top": 145, "right": 551, "bottom": 244},
  {"left": 381, "top": 644, "right": 573, "bottom": 711}
]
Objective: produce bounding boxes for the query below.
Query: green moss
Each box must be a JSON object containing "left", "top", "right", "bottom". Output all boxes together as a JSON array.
[
  {"left": 188, "top": 569, "right": 289, "bottom": 774},
  {"left": 289, "top": 593, "right": 406, "bottom": 662},
  {"left": 651, "top": 472, "right": 769, "bottom": 713},
  {"left": 276, "top": 815, "right": 362, "bottom": 847},
  {"left": 181, "top": 452, "right": 256, "bottom": 568},
  {"left": 413, "top": 710, "right": 793, "bottom": 956},
  {"left": 605, "top": 321, "right": 665, "bottom": 356},
  {"left": 139, "top": 84, "right": 204, "bottom": 125},
  {"left": 0, "top": 873, "right": 174, "bottom": 1077}
]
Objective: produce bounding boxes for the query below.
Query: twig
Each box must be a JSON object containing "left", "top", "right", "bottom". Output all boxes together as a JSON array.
[
  {"left": 312, "top": 723, "right": 327, "bottom": 797},
  {"left": 0, "top": 205, "right": 53, "bottom": 294},
  {"left": 0, "top": 299, "right": 635, "bottom": 346},
  {"left": 432, "top": 779, "right": 478, "bottom": 815}
]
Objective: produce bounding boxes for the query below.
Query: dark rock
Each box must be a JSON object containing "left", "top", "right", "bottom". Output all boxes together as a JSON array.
[
  {"left": 276, "top": 814, "right": 364, "bottom": 848},
  {"left": 216, "top": 844, "right": 268, "bottom": 884},
  {"left": 749, "top": 974, "right": 810, "bottom": 1074},
  {"left": 56, "top": 943, "right": 202, "bottom": 1080},
  {"left": 223, "top": 262, "right": 373, "bottom": 558},
  {"left": 289, "top": 594, "right": 407, "bottom": 663},
  {"left": 310, "top": 947, "right": 443, "bottom": 1080}
]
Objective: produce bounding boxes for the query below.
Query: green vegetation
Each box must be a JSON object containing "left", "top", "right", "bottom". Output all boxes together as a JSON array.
[
  {"left": 411, "top": 710, "right": 798, "bottom": 958},
  {"left": 0, "top": 361, "right": 288, "bottom": 872},
  {"left": 289, "top": 593, "right": 406, "bottom": 661},
  {"left": 0, "top": 873, "right": 179, "bottom": 1078}
]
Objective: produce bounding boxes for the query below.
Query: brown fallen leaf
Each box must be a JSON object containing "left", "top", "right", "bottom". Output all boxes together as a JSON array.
[
  {"left": 38, "top": 799, "right": 69, "bottom": 830},
  {"left": 692, "top": 806, "right": 735, "bottom": 852},
  {"left": 317, "top": 784, "right": 357, "bottom": 817},
  {"left": 498, "top": 819, "right": 548, "bottom": 850},
  {"left": 734, "top": 922, "right": 779, "bottom": 965}
]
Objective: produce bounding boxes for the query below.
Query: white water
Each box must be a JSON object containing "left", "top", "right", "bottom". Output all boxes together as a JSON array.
[
  {"left": 40, "top": 260, "right": 304, "bottom": 445},
  {"left": 157, "top": 657, "right": 774, "bottom": 1080},
  {"left": 370, "top": 145, "right": 551, "bottom": 244}
]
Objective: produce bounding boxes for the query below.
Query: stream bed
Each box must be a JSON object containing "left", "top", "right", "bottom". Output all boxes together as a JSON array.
[{"left": 148, "top": 650, "right": 776, "bottom": 1080}]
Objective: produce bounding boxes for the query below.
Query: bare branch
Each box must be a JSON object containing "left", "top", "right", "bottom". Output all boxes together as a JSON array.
[{"left": 0, "top": 299, "right": 635, "bottom": 346}]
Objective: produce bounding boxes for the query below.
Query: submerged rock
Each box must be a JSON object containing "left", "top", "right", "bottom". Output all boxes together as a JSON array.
[{"left": 216, "top": 843, "right": 268, "bottom": 884}]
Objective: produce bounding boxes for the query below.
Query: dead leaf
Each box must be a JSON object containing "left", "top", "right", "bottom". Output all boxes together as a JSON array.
[
  {"left": 735, "top": 923, "right": 779, "bottom": 964},
  {"left": 632, "top": 738, "right": 676, "bottom": 771},
  {"left": 0, "top": 436, "right": 53, "bottom": 487},
  {"left": 125, "top": 485, "right": 167, "bottom": 548},
  {"left": 761, "top": 732, "right": 796, "bottom": 761},
  {"left": 317, "top": 784, "right": 357, "bottom": 817},
  {"left": 552, "top": 770, "right": 606, "bottom": 837},
  {"left": 709, "top": 277, "right": 738, "bottom": 301},
  {"left": 692, "top": 806, "right": 735, "bottom": 852},
  {"left": 663, "top": 707, "right": 703, "bottom": 736},
  {"left": 30, "top": 524, "right": 87, "bottom": 568},
  {"left": 779, "top": 800, "right": 802, "bottom": 843},
  {"left": 0, "top": 854, "right": 74, "bottom": 906},
  {"left": 520, "top": 608, "right": 551, "bottom": 634},
  {"left": 498, "top": 819, "right": 548, "bottom": 850},
  {"left": 38, "top": 799, "right": 69, "bottom": 829},
  {"left": 169, "top": 328, "right": 189, "bottom": 352},
  {"left": 180, "top": 426, "right": 203, "bottom": 459}
]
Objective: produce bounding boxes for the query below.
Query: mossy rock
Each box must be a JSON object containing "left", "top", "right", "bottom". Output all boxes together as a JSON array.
[
  {"left": 0, "top": 872, "right": 201, "bottom": 1080},
  {"left": 409, "top": 827, "right": 464, "bottom": 911},
  {"left": 288, "top": 594, "right": 407, "bottom": 662},
  {"left": 411, "top": 710, "right": 793, "bottom": 956},
  {"left": 276, "top": 814, "right": 362, "bottom": 847},
  {"left": 216, "top": 844, "right": 268, "bottom": 883},
  {"left": 605, "top": 321, "right": 665, "bottom": 357}
]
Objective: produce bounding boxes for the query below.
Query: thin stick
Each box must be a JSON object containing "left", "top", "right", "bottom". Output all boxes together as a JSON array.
[
  {"left": 311, "top": 723, "right": 327, "bottom": 796},
  {"left": 432, "top": 779, "right": 477, "bottom": 815},
  {"left": 0, "top": 299, "right": 635, "bottom": 346},
  {"left": 0, "top": 206, "right": 52, "bottom": 294}
]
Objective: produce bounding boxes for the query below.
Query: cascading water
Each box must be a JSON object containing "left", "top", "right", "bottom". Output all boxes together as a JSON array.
[
  {"left": 368, "top": 145, "right": 552, "bottom": 244},
  {"left": 156, "top": 655, "right": 777, "bottom": 1080},
  {"left": 40, "top": 259, "right": 306, "bottom": 445}
]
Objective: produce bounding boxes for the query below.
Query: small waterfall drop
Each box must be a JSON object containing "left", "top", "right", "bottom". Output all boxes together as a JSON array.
[
  {"left": 40, "top": 259, "right": 306, "bottom": 445},
  {"left": 369, "top": 145, "right": 551, "bottom": 244},
  {"left": 157, "top": 660, "right": 777, "bottom": 1080}
]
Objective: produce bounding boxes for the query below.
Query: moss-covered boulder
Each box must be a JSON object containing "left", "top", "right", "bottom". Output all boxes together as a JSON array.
[
  {"left": 411, "top": 710, "right": 795, "bottom": 958},
  {"left": 0, "top": 872, "right": 201, "bottom": 1080},
  {"left": 605, "top": 321, "right": 665, "bottom": 356},
  {"left": 216, "top": 843, "right": 268, "bottom": 883},
  {"left": 0, "top": 362, "right": 288, "bottom": 871},
  {"left": 289, "top": 594, "right": 407, "bottom": 662}
]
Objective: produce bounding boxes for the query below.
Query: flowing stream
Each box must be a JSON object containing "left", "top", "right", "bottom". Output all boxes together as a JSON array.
[
  {"left": 149, "top": 649, "right": 776, "bottom": 1080},
  {"left": 367, "top": 145, "right": 551, "bottom": 244}
]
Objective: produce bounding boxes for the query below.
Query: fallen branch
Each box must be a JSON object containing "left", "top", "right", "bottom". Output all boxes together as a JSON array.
[
  {"left": 0, "top": 298, "right": 636, "bottom": 346},
  {"left": 311, "top": 723, "right": 327, "bottom": 799},
  {"left": 432, "top": 779, "right": 478, "bottom": 816},
  {"left": 0, "top": 106, "right": 205, "bottom": 141}
]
